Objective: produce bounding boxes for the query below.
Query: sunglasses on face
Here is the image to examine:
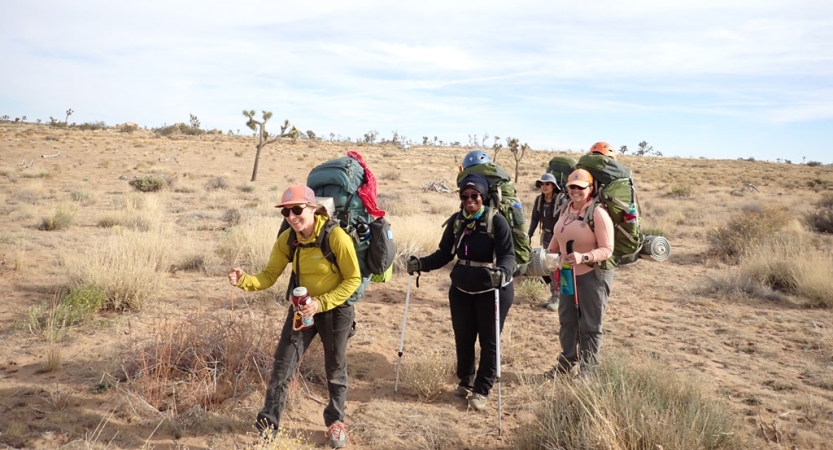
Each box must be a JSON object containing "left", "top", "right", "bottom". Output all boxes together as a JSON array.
[
  {"left": 459, "top": 193, "right": 481, "bottom": 201},
  {"left": 281, "top": 205, "right": 307, "bottom": 217},
  {"left": 541, "top": 182, "right": 554, "bottom": 187},
  {"left": 568, "top": 185, "right": 589, "bottom": 191}
]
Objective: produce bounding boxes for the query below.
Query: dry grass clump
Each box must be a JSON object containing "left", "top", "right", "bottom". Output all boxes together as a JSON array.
[
  {"left": 39, "top": 203, "right": 77, "bottom": 230},
  {"left": 243, "top": 427, "right": 316, "bottom": 450},
  {"left": 806, "top": 192, "right": 833, "bottom": 234},
  {"left": 205, "top": 176, "right": 229, "bottom": 191},
  {"left": 708, "top": 205, "right": 791, "bottom": 261},
  {"left": 119, "top": 311, "right": 278, "bottom": 419},
  {"left": 98, "top": 193, "right": 165, "bottom": 231},
  {"left": 741, "top": 239, "right": 833, "bottom": 307},
  {"left": 400, "top": 347, "right": 455, "bottom": 400},
  {"left": 515, "top": 277, "right": 550, "bottom": 304},
  {"left": 65, "top": 227, "right": 173, "bottom": 311},
  {"left": 24, "top": 285, "right": 105, "bottom": 341},
  {"left": 513, "top": 352, "right": 746, "bottom": 449},
  {"left": 385, "top": 214, "right": 447, "bottom": 273},
  {"left": 69, "top": 189, "right": 95, "bottom": 205}
]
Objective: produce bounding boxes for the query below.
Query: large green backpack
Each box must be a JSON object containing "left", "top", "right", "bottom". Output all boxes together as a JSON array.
[
  {"left": 455, "top": 162, "right": 532, "bottom": 274},
  {"left": 279, "top": 156, "right": 379, "bottom": 304},
  {"left": 572, "top": 154, "right": 643, "bottom": 268},
  {"left": 546, "top": 155, "right": 577, "bottom": 193}
]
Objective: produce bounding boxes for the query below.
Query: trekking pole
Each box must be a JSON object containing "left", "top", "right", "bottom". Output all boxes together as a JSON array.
[
  {"left": 567, "top": 240, "right": 581, "bottom": 372},
  {"left": 393, "top": 273, "right": 413, "bottom": 401},
  {"left": 494, "top": 284, "right": 502, "bottom": 436}
]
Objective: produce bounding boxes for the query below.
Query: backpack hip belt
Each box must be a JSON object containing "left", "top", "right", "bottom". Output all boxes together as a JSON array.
[{"left": 456, "top": 259, "right": 495, "bottom": 269}]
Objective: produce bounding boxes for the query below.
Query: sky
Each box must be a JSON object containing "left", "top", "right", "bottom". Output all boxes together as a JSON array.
[{"left": 1, "top": 0, "right": 832, "bottom": 163}]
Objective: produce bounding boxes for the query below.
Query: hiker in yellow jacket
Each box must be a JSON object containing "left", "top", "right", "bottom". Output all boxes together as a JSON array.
[{"left": 227, "top": 185, "right": 360, "bottom": 449}]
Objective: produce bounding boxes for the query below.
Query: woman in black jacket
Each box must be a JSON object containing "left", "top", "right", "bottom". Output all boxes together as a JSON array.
[{"left": 407, "top": 173, "right": 515, "bottom": 411}]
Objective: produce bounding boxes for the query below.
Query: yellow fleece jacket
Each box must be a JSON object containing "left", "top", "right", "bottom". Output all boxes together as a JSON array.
[{"left": 236, "top": 215, "right": 362, "bottom": 312}]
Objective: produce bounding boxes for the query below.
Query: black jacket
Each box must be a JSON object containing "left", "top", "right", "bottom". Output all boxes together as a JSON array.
[{"left": 419, "top": 207, "right": 515, "bottom": 293}]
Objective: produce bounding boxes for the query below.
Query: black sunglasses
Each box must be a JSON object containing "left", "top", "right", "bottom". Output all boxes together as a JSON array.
[
  {"left": 459, "top": 193, "right": 481, "bottom": 201},
  {"left": 568, "top": 185, "right": 588, "bottom": 191},
  {"left": 541, "top": 182, "right": 555, "bottom": 187},
  {"left": 281, "top": 205, "right": 307, "bottom": 217}
]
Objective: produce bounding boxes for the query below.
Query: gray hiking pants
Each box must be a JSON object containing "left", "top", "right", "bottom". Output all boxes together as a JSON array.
[
  {"left": 556, "top": 269, "right": 614, "bottom": 372},
  {"left": 256, "top": 302, "right": 354, "bottom": 431}
]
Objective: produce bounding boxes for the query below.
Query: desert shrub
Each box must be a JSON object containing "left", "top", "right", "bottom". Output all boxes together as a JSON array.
[
  {"left": 39, "top": 204, "right": 77, "bottom": 231},
  {"left": 129, "top": 175, "right": 167, "bottom": 192},
  {"left": 152, "top": 123, "right": 204, "bottom": 136},
  {"left": 670, "top": 183, "right": 693, "bottom": 198},
  {"left": 119, "top": 123, "right": 139, "bottom": 133},
  {"left": 65, "top": 227, "right": 173, "bottom": 311},
  {"left": 100, "top": 193, "right": 165, "bottom": 231},
  {"left": 806, "top": 193, "right": 833, "bottom": 234},
  {"left": 120, "top": 312, "right": 279, "bottom": 415},
  {"left": 205, "top": 176, "right": 228, "bottom": 191},
  {"left": 74, "top": 121, "right": 108, "bottom": 131},
  {"left": 806, "top": 161, "right": 823, "bottom": 167},
  {"left": 237, "top": 185, "right": 255, "bottom": 193},
  {"left": 515, "top": 278, "right": 550, "bottom": 304},
  {"left": 400, "top": 348, "right": 455, "bottom": 400},
  {"left": 707, "top": 206, "right": 791, "bottom": 260},
  {"left": 69, "top": 189, "right": 94, "bottom": 204},
  {"left": 221, "top": 208, "right": 242, "bottom": 226},
  {"left": 513, "top": 352, "right": 746, "bottom": 450}
]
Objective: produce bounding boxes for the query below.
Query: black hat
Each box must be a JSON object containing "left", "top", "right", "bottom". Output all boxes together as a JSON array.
[{"left": 458, "top": 173, "right": 489, "bottom": 197}]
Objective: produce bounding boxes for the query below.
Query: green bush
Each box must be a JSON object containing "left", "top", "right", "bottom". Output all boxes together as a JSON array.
[
  {"left": 707, "top": 206, "right": 791, "bottom": 260},
  {"left": 25, "top": 285, "right": 105, "bottom": 340},
  {"left": 152, "top": 123, "right": 205, "bottom": 136},
  {"left": 513, "top": 352, "right": 746, "bottom": 449},
  {"left": 129, "top": 175, "right": 167, "bottom": 192}
]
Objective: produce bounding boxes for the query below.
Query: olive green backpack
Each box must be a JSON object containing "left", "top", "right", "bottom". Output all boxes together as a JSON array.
[{"left": 454, "top": 162, "right": 532, "bottom": 274}]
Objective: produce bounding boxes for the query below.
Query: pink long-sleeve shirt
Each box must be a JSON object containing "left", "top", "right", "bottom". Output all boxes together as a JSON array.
[{"left": 547, "top": 201, "right": 614, "bottom": 276}]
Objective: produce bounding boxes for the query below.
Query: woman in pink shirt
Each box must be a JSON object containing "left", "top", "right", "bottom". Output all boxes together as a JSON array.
[{"left": 545, "top": 168, "right": 614, "bottom": 377}]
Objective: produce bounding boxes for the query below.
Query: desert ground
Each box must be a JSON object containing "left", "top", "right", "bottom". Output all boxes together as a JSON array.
[{"left": 0, "top": 123, "right": 832, "bottom": 449}]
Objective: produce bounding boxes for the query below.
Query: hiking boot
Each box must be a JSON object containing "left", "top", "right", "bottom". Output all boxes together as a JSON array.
[
  {"left": 468, "top": 393, "right": 487, "bottom": 411},
  {"left": 545, "top": 299, "right": 559, "bottom": 311},
  {"left": 544, "top": 365, "right": 571, "bottom": 380},
  {"left": 326, "top": 421, "right": 348, "bottom": 449},
  {"left": 452, "top": 385, "right": 472, "bottom": 398}
]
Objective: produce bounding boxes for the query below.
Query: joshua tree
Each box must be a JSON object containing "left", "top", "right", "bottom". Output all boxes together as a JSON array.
[
  {"left": 619, "top": 145, "right": 629, "bottom": 155},
  {"left": 506, "top": 137, "right": 529, "bottom": 182},
  {"left": 492, "top": 137, "right": 503, "bottom": 163},
  {"left": 243, "top": 110, "right": 296, "bottom": 181},
  {"left": 65, "top": 109, "right": 74, "bottom": 125}
]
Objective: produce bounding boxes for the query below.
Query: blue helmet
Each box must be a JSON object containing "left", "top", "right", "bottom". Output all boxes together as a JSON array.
[{"left": 462, "top": 150, "right": 492, "bottom": 169}]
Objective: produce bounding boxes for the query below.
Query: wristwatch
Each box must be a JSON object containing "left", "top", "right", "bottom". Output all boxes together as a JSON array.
[{"left": 582, "top": 253, "right": 590, "bottom": 263}]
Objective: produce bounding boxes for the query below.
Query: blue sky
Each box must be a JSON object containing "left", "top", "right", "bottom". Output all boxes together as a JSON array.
[{"left": 1, "top": 0, "right": 832, "bottom": 163}]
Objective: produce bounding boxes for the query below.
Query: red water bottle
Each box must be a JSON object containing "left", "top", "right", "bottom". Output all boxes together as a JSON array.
[{"left": 291, "top": 286, "right": 314, "bottom": 331}]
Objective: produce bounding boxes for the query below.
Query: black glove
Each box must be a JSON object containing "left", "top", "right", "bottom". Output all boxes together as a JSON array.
[
  {"left": 406, "top": 256, "right": 421, "bottom": 275},
  {"left": 489, "top": 269, "right": 505, "bottom": 288}
]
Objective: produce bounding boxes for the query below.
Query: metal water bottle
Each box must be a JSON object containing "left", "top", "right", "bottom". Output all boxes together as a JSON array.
[
  {"left": 291, "top": 286, "right": 314, "bottom": 331},
  {"left": 356, "top": 222, "right": 371, "bottom": 242}
]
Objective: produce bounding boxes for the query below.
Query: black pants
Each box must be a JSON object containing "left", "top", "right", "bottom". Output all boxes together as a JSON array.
[
  {"left": 256, "top": 303, "right": 354, "bottom": 431},
  {"left": 449, "top": 284, "right": 513, "bottom": 397}
]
